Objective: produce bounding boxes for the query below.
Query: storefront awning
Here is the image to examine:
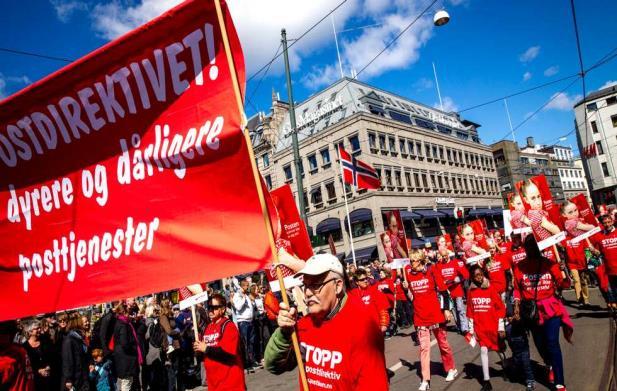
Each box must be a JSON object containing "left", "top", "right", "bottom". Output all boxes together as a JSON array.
[
  {"left": 439, "top": 208, "right": 455, "bottom": 218},
  {"left": 487, "top": 208, "right": 503, "bottom": 217},
  {"left": 412, "top": 209, "right": 445, "bottom": 219},
  {"left": 316, "top": 218, "right": 341, "bottom": 234},
  {"left": 468, "top": 208, "right": 492, "bottom": 217},
  {"left": 348, "top": 208, "right": 373, "bottom": 224},
  {"left": 344, "top": 246, "right": 378, "bottom": 263},
  {"left": 400, "top": 210, "right": 421, "bottom": 220}
]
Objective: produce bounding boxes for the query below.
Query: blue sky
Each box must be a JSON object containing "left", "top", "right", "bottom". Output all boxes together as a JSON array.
[{"left": 1, "top": 0, "right": 616, "bottom": 152}]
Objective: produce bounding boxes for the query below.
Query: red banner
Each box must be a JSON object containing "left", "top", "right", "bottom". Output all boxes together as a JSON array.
[
  {"left": 0, "top": 0, "right": 272, "bottom": 320},
  {"left": 564, "top": 194, "right": 601, "bottom": 243},
  {"left": 515, "top": 174, "right": 565, "bottom": 250},
  {"left": 381, "top": 210, "right": 408, "bottom": 262},
  {"left": 270, "top": 185, "right": 313, "bottom": 261},
  {"left": 458, "top": 219, "right": 490, "bottom": 264}
]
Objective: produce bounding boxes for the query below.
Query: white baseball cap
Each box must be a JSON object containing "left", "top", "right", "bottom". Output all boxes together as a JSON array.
[{"left": 294, "top": 253, "right": 344, "bottom": 277}]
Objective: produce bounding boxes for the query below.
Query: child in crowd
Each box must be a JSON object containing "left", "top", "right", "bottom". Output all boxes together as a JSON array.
[{"left": 89, "top": 348, "right": 113, "bottom": 391}]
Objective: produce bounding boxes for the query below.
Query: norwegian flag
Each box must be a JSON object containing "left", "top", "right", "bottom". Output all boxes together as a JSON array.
[
  {"left": 339, "top": 146, "right": 381, "bottom": 190},
  {"left": 584, "top": 143, "right": 597, "bottom": 158},
  {"left": 178, "top": 284, "right": 205, "bottom": 300}
]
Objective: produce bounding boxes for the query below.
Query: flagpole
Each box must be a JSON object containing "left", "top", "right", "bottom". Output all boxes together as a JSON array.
[
  {"left": 212, "top": 2, "right": 309, "bottom": 390},
  {"left": 339, "top": 153, "right": 357, "bottom": 267}
]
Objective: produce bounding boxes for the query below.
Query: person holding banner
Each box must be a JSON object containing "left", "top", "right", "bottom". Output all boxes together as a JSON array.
[
  {"left": 466, "top": 265, "right": 506, "bottom": 391},
  {"left": 519, "top": 179, "right": 562, "bottom": 242},
  {"left": 264, "top": 253, "right": 388, "bottom": 390},
  {"left": 513, "top": 236, "right": 572, "bottom": 391},
  {"left": 404, "top": 249, "right": 457, "bottom": 390},
  {"left": 193, "top": 293, "right": 246, "bottom": 391}
]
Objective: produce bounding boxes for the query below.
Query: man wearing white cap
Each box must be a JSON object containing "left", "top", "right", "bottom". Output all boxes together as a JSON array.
[{"left": 264, "top": 253, "right": 388, "bottom": 390}]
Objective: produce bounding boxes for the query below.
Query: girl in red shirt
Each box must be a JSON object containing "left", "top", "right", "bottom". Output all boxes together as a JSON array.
[
  {"left": 404, "top": 250, "right": 457, "bottom": 391},
  {"left": 467, "top": 265, "right": 506, "bottom": 391},
  {"left": 512, "top": 236, "right": 573, "bottom": 391}
]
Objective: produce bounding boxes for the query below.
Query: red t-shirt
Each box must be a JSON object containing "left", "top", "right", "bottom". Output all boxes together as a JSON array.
[
  {"left": 405, "top": 267, "right": 448, "bottom": 327},
  {"left": 511, "top": 247, "right": 527, "bottom": 266},
  {"left": 391, "top": 270, "right": 408, "bottom": 302},
  {"left": 466, "top": 284, "right": 505, "bottom": 351},
  {"left": 486, "top": 253, "right": 511, "bottom": 294},
  {"left": 497, "top": 240, "right": 512, "bottom": 255},
  {"left": 0, "top": 344, "right": 34, "bottom": 391},
  {"left": 433, "top": 259, "right": 468, "bottom": 298},
  {"left": 565, "top": 238, "right": 587, "bottom": 271},
  {"left": 202, "top": 317, "right": 245, "bottom": 390},
  {"left": 349, "top": 285, "right": 390, "bottom": 328},
  {"left": 375, "top": 278, "right": 395, "bottom": 308},
  {"left": 296, "top": 295, "right": 388, "bottom": 390},
  {"left": 512, "top": 259, "right": 564, "bottom": 301},
  {"left": 597, "top": 228, "right": 617, "bottom": 276}
]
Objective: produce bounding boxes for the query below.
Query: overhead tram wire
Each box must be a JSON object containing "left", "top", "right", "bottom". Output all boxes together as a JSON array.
[
  {"left": 245, "top": 42, "right": 283, "bottom": 113},
  {"left": 0, "top": 47, "right": 73, "bottom": 63}
]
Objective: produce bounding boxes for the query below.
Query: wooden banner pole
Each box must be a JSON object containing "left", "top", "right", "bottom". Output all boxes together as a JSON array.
[{"left": 212, "top": 1, "right": 309, "bottom": 389}]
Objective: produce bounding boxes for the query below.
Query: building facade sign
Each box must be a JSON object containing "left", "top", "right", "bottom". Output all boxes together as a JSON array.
[{"left": 435, "top": 197, "right": 455, "bottom": 206}]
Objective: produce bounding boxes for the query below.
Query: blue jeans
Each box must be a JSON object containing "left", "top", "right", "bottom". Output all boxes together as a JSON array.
[
  {"left": 532, "top": 316, "right": 564, "bottom": 386},
  {"left": 238, "top": 321, "right": 255, "bottom": 365},
  {"left": 454, "top": 297, "right": 469, "bottom": 333},
  {"left": 506, "top": 321, "right": 534, "bottom": 383}
]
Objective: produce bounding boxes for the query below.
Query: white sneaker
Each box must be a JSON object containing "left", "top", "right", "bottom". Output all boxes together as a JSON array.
[
  {"left": 445, "top": 369, "right": 458, "bottom": 382},
  {"left": 418, "top": 380, "right": 430, "bottom": 390}
]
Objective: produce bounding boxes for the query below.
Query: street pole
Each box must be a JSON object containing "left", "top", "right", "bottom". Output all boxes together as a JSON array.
[{"left": 281, "top": 28, "right": 308, "bottom": 226}]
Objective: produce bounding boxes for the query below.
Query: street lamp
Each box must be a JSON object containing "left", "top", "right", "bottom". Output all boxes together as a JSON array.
[{"left": 434, "top": 9, "right": 450, "bottom": 26}]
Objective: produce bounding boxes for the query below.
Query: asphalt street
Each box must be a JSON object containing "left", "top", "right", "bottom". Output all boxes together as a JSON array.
[{"left": 238, "top": 288, "right": 613, "bottom": 391}]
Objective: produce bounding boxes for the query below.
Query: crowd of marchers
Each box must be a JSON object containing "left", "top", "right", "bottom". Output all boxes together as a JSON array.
[{"left": 2, "top": 215, "right": 617, "bottom": 391}]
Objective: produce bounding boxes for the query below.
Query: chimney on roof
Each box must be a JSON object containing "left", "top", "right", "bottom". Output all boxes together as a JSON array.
[{"left": 526, "top": 136, "right": 534, "bottom": 148}]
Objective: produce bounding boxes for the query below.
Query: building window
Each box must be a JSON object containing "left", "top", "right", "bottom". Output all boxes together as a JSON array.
[
  {"left": 408, "top": 140, "right": 415, "bottom": 156},
  {"left": 389, "top": 137, "right": 396, "bottom": 153},
  {"left": 311, "top": 187, "right": 323, "bottom": 205},
  {"left": 264, "top": 174, "right": 272, "bottom": 189},
  {"left": 611, "top": 115, "right": 617, "bottom": 128},
  {"left": 591, "top": 121, "right": 599, "bottom": 133},
  {"left": 439, "top": 147, "right": 444, "bottom": 160},
  {"left": 405, "top": 172, "right": 412, "bottom": 187},
  {"left": 349, "top": 135, "right": 361, "bottom": 152},
  {"left": 283, "top": 164, "right": 292, "bottom": 181},
  {"left": 446, "top": 149, "right": 452, "bottom": 162},
  {"left": 379, "top": 134, "right": 386, "bottom": 150},
  {"left": 394, "top": 171, "right": 402, "bottom": 187},
  {"left": 308, "top": 154, "right": 318, "bottom": 172},
  {"left": 596, "top": 141, "right": 605, "bottom": 155},
  {"left": 385, "top": 169, "right": 392, "bottom": 186},
  {"left": 303, "top": 191, "right": 309, "bottom": 211},
  {"left": 368, "top": 132, "right": 377, "bottom": 149},
  {"left": 432, "top": 145, "right": 438, "bottom": 159},
  {"left": 607, "top": 96, "right": 617, "bottom": 106},
  {"left": 399, "top": 139, "right": 406, "bottom": 154},
  {"left": 262, "top": 154, "right": 270, "bottom": 167},
  {"left": 325, "top": 182, "right": 336, "bottom": 201},
  {"left": 320, "top": 148, "right": 331, "bottom": 166},
  {"left": 587, "top": 102, "right": 597, "bottom": 111},
  {"left": 430, "top": 174, "right": 436, "bottom": 189},
  {"left": 437, "top": 175, "right": 443, "bottom": 189},
  {"left": 335, "top": 141, "right": 344, "bottom": 156},
  {"left": 602, "top": 162, "right": 610, "bottom": 177},
  {"left": 417, "top": 141, "right": 423, "bottom": 157},
  {"left": 425, "top": 144, "right": 431, "bottom": 158}
]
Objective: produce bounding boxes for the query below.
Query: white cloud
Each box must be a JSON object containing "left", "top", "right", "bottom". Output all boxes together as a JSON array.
[
  {"left": 599, "top": 80, "right": 617, "bottom": 90},
  {"left": 435, "top": 96, "right": 458, "bottom": 112},
  {"left": 519, "top": 45, "right": 540, "bottom": 63},
  {"left": 543, "top": 65, "right": 559, "bottom": 77},
  {"left": 50, "top": 0, "right": 88, "bottom": 23},
  {"left": 0, "top": 73, "right": 31, "bottom": 100},
  {"left": 544, "top": 92, "right": 582, "bottom": 111},
  {"left": 523, "top": 71, "right": 532, "bottom": 81},
  {"left": 413, "top": 77, "right": 433, "bottom": 91},
  {"left": 7, "top": 75, "right": 32, "bottom": 85},
  {"left": 301, "top": 64, "right": 341, "bottom": 89}
]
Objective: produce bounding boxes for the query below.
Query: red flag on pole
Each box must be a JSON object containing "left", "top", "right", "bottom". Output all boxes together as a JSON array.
[{"left": 0, "top": 0, "right": 273, "bottom": 321}]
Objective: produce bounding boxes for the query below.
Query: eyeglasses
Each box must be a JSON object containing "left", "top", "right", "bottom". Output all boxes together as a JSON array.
[
  {"left": 355, "top": 277, "right": 368, "bottom": 282},
  {"left": 208, "top": 304, "right": 225, "bottom": 310},
  {"left": 302, "top": 278, "right": 338, "bottom": 293}
]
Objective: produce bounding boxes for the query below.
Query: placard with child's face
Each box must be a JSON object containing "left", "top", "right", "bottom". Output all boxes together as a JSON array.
[
  {"left": 384, "top": 210, "right": 409, "bottom": 258},
  {"left": 562, "top": 194, "right": 601, "bottom": 243},
  {"left": 457, "top": 219, "right": 490, "bottom": 264},
  {"left": 507, "top": 192, "right": 532, "bottom": 234},
  {"left": 436, "top": 233, "right": 454, "bottom": 254},
  {"left": 515, "top": 174, "right": 566, "bottom": 250}
]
